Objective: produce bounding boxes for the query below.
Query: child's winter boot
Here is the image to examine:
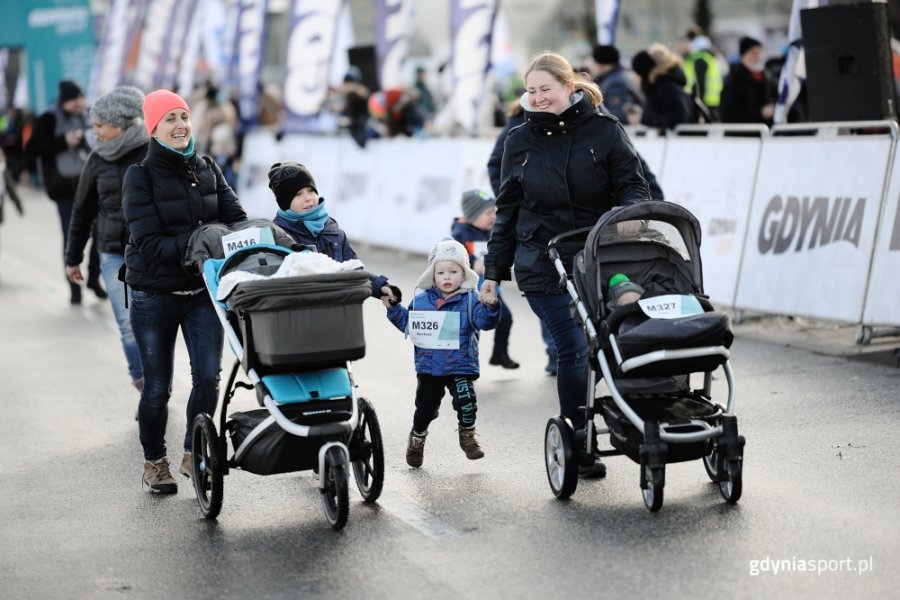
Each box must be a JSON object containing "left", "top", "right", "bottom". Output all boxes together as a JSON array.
[{"left": 458, "top": 426, "right": 484, "bottom": 460}]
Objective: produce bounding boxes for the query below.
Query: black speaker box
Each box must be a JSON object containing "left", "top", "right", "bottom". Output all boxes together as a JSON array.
[
  {"left": 347, "top": 45, "right": 379, "bottom": 92},
  {"left": 801, "top": 2, "right": 896, "bottom": 122}
]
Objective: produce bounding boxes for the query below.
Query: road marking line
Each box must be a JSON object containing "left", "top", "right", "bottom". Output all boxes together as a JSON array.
[{"left": 376, "top": 489, "right": 461, "bottom": 538}]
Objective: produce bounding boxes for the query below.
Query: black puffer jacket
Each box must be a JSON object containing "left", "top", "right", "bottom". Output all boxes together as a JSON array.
[
  {"left": 123, "top": 140, "right": 247, "bottom": 292},
  {"left": 484, "top": 93, "right": 649, "bottom": 294},
  {"left": 640, "top": 67, "right": 698, "bottom": 130},
  {"left": 65, "top": 142, "right": 149, "bottom": 264}
]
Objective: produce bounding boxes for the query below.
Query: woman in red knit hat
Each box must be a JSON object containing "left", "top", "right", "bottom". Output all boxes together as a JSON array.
[{"left": 122, "top": 89, "right": 247, "bottom": 494}]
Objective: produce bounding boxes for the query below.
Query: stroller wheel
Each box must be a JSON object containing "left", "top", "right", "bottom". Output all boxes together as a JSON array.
[
  {"left": 719, "top": 472, "right": 742, "bottom": 504},
  {"left": 350, "top": 398, "right": 384, "bottom": 503},
  {"left": 641, "top": 463, "right": 665, "bottom": 512},
  {"left": 640, "top": 422, "right": 665, "bottom": 512},
  {"left": 705, "top": 418, "right": 744, "bottom": 504},
  {"left": 702, "top": 441, "right": 720, "bottom": 482},
  {"left": 321, "top": 448, "right": 350, "bottom": 530},
  {"left": 191, "top": 413, "right": 224, "bottom": 520},
  {"left": 717, "top": 441, "right": 743, "bottom": 505},
  {"left": 544, "top": 417, "right": 578, "bottom": 499}
]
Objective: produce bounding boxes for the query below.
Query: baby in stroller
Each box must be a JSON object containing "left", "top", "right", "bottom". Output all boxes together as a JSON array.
[{"left": 543, "top": 201, "right": 745, "bottom": 512}]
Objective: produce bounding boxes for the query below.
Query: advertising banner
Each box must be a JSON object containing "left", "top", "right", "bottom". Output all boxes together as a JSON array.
[
  {"left": 1, "top": 0, "right": 95, "bottom": 111},
  {"left": 159, "top": 0, "right": 202, "bottom": 91},
  {"left": 863, "top": 144, "right": 900, "bottom": 326},
  {"left": 595, "top": 0, "right": 620, "bottom": 45},
  {"left": 89, "top": 0, "right": 149, "bottom": 98},
  {"left": 735, "top": 131, "right": 892, "bottom": 321},
  {"left": 282, "top": 0, "right": 343, "bottom": 134},
  {"left": 660, "top": 130, "right": 763, "bottom": 306},
  {"left": 132, "top": 0, "right": 178, "bottom": 91},
  {"left": 374, "top": 0, "right": 414, "bottom": 90},
  {"left": 441, "top": 0, "right": 498, "bottom": 134},
  {"left": 234, "top": 0, "right": 269, "bottom": 129}
]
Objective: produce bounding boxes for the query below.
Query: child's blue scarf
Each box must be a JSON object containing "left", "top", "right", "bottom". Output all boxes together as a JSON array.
[
  {"left": 276, "top": 200, "right": 329, "bottom": 237},
  {"left": 154, "top": 136, "right": 196, "bottom": 158}
]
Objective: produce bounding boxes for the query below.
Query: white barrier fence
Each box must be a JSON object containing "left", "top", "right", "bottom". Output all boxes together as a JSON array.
[{"left": 236, "top": 121, "right": 900, "bottom": 334}]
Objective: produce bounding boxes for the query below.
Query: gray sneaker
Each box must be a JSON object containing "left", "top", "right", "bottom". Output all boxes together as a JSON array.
[
  {"left": 406, "top": 432, "right": 427, "bottom": 468},
  {"left": 458, "top": 426, "right": 484, "bottom": 460},
  {"left": 179, "top": 452, "right": 192, "bottom": 478},
  {"left": 143, "top": 457, "right": 177, "bottom": 494}
]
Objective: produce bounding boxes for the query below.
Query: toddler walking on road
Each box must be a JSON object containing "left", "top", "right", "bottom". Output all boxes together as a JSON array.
[{"left": 383, "top": 238, "right": 500, "bottom": 467}]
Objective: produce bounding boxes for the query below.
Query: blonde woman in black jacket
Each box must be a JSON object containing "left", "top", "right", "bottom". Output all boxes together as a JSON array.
[
  {"left": 480, "top": 52, "right": 649, "bottom": 478},
  {"left": 122, "top": 89, "right": 247, "bottom": 494}
]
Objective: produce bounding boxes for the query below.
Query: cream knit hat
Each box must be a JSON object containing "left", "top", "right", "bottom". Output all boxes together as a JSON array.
[{"left": 416, "top": 238, "right": 480, "bottom": 291}]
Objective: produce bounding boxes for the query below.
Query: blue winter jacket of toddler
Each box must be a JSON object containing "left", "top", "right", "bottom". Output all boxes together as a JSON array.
[{"left": 386, "top": 287, "right": 500, "bottom": 377}]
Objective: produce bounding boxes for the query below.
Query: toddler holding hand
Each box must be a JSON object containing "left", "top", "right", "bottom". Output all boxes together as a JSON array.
[{"left": 384, "top": 238, "right": 500, "bottom": 467}]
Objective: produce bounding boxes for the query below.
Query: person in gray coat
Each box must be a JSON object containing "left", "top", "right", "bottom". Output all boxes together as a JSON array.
[{"left": 66, "top": 86, "right": 149, "bottom": 396}]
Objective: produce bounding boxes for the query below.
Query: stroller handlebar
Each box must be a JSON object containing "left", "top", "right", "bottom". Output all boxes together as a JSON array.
[{"left": 547, "top": 226, "right": 594, "bottom": 251}]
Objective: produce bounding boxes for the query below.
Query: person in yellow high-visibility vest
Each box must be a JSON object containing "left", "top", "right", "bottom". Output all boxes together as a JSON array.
[{"left": 682, "top": 28, "right": 724, "bottom": 119}]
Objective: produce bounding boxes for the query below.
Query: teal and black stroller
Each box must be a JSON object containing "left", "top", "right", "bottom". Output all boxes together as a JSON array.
[{"left": 193, "top": 232, "right": 384, "bottom": 530}]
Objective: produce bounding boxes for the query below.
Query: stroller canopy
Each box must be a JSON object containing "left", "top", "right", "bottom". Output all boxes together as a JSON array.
[{"left": 583, "top": 201, "right": 705, "bottom": 307}]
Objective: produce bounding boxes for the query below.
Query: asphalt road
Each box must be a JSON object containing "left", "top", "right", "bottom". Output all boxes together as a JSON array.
[{"left": 1, "top": 185, "right": 898, "bottom": 599}]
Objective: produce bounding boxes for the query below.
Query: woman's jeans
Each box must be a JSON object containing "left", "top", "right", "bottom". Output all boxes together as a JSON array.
[
  {"left": 541, "top": 320, "right": 558, "bottom": 361},
  {"left": 130, "top": 290, "right": 223, "bottom": 461},
  {"left": 99, "top": 253, "right": 142, "bottom": 382},
  {"left": 526, "top": 293, "right": 589, "bottom": 429}
]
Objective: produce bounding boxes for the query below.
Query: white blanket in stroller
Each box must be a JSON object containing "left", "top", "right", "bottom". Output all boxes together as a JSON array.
[{"left": 217, "top": 252, "right": 365, "bottom": 301}]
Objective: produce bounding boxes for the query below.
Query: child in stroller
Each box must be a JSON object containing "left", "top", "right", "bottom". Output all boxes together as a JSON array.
[
  {"left": 543, "top": 201, "right": 745, "bottom": 512},
  {"left": 187, "top": 221, "right": 385, "bottom": 529},
  {"left": 268, "top": 161, "right": 401, "bottom": 303}
]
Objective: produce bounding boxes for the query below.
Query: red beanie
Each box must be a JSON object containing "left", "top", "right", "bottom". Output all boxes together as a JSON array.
[{"left": 142, "top": 89, "right": 190, "bottom": 134}]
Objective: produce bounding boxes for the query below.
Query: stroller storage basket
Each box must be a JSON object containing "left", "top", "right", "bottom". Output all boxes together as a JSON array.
[
  {"left": 227, "top": 408, "right": 347, "bottom": 475},
  {"left": 228, "top": 271, "right": 372, "bottom": 369},
  {"left": 601, "top": 396, "right": 719, "bottom": 463}
]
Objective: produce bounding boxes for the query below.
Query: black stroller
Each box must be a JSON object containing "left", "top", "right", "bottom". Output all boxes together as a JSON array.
[
  {"left": 193, "top": 242, "right": 384, "bottom": 529},
  {"left": 543, "top": 201, "right": 744, "bottom": 512}
]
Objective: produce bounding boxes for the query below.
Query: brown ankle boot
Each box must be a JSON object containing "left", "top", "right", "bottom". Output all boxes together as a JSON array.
[
  {"left": 458, "top": 426, "right": 484, "bottom": 460},
  {"left": 406, "top": 432, "right": 427, "bottom": 467}
]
